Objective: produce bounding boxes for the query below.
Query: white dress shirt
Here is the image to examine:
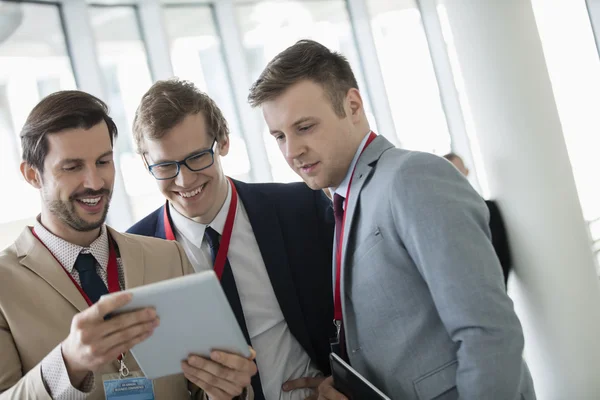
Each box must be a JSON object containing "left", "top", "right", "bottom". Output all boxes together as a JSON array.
[
  {"left": 331, "top": 131, "right": 373, "bottom": 206},
  {"left": 33, "top": 220, "right": 125, "bottom": 400},
  {"left": 169, "top": 183, "right": 322, "bottom": 400}
]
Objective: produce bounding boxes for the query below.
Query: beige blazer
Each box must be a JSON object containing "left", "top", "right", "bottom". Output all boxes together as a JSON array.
[{"left": 0, "top": 226, "right": 204, "bottom": 399}]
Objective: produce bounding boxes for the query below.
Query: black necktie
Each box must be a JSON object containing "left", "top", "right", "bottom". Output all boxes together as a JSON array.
[
  {"left": 74, "top": 253, "right": 108, "bottom": 304},
  {"left": 203, "top": 227, "right": 265, "bottom": 400}
]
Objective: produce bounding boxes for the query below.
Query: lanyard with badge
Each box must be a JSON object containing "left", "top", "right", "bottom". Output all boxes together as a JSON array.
[
  {"left": 163, "top": 176, "right": 238, "bottom": 280},
  {"left": 31, "top": 228, "right": 156, "bottom": 399},
  {"left": 330, "top": 132, "right": 377, "bottom": 358}
]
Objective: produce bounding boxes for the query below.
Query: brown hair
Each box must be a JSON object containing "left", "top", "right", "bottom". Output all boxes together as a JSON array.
[
  {"left": 132, "top": 78, "right": 229, "bottom": 153},
  {"left": 443, "top": 153, "right": 460, "bottom": 162},
  {"left": 20, "top": 90, "right": 117, "bottom": 172},
  {"left": 248, "top": 39, "right": 359, "bottom": 117}
]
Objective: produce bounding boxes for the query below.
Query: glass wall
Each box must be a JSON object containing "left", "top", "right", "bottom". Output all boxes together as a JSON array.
[
  {"left": 235, "top": 0, "right": 376, "bottom": 182},
  {"left": 163, "top": 4, "right": 252, "bottom": 182},
  {"left": 0, "top": 1, "right": 76, "bottom": 247},
  {"left": 5, "top": 0, "right": 597, "bottom": 263},
  {"left": 367, "top": 0, "right": 451, "bottom": 154},
  {"left": 90, "top": 4, "right": 158, "bottom": 222}
]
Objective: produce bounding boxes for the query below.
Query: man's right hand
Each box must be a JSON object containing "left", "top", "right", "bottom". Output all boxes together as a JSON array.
[
  {"left": 317, "top": 376, "right": 348, "bottom": 400},
  {"left": 182, "top": 347, "right": 257, "bottom": 399},
  {"left": 61, "top": 292, "right": 159, "bottom": 386}
]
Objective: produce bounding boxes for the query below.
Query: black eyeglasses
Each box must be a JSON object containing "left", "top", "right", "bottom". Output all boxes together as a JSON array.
[{"left": 145, "top": 140, "right": 217, "bottom": 180}]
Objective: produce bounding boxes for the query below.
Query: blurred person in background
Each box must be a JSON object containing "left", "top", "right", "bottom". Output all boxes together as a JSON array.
[{"left": 444, "top": 152, "right": 513, "bottom": 287}]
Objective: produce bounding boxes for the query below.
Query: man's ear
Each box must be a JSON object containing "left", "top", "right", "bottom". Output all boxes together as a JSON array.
[
  {"left": 218, "top": 136, "right": 230, "bottom": 157},
  {"left": 21, "top": 161, "right": 42, "bottom": 189},
  {"left": 346, "top": 88, "right": 364, "bottom": 124}
]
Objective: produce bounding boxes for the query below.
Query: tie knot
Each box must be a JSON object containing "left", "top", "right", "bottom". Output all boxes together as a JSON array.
[
  {"left": 74, "top": 253, "right": 97, "bottom": 274},
  {"left": 204, "top": 226, "right": 221, "bottom": 249}
]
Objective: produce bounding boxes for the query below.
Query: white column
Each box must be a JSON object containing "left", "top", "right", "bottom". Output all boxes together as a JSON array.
[{"left": 441, "top": 1, "right": 600, "bottom": 398}]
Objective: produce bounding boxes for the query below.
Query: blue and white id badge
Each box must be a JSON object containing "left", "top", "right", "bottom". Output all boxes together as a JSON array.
[{"left": 103, "top": 355, "right": 155, "bottom": 400}]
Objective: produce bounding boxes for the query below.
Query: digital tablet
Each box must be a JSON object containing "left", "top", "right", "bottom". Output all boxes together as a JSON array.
[
  {"left": 102, "top": 271, "right": 250, "bottom": 380},
  {"left": 330, "top": 353, "right": 391, "bottom": 400}
]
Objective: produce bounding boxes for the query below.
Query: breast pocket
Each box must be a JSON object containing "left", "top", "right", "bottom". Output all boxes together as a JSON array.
[
  {"left": 414, "top": 360, "right": 458, "bottom": 400},
  {"left": 352, "top": 227, "right": 384, "bottom": 263}
]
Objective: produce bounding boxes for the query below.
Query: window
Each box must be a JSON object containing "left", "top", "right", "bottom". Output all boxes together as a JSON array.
[
  {"left": 0, "top": 1, "right": 76, "bottom": 249},
  {"left": 90, "top": 5, "right": 159, "bottom": 223},
  {"left": 235, "top": 0, "right": 376, "bottom": 182},
  {"left": 163, "top": 4, "right": 252, "bottom": 182},
  {"left": 367, "top": 0, "right": 451, "bottom": 154}
]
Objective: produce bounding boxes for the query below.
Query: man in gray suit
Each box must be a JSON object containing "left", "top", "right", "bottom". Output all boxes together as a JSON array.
[{"left": 248, "top": 40, "right": 535, "bottom": 400}]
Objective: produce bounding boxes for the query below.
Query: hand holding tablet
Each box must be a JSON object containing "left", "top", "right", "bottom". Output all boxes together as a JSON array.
[
  {"left": 182, "top": 347, "right": 257, "bottom": 398},
  {"left": 101, "top": 270, "right": 256, "bottom": 397}
]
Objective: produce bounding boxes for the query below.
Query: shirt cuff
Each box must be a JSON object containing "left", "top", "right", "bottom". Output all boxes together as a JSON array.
[{"left": 40, "top": 344, "right": 95, "bottom": 400}]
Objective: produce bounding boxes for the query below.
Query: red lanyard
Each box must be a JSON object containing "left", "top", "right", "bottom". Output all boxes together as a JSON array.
[
  {"left": 334, "top": 132, "right": 377, "bottom": 322},
  {"left": 163, "top": 177, "right": 238, "bottom": 280},
  {"left": 31, "top": 228, "right": 120, "bottom": 307}
]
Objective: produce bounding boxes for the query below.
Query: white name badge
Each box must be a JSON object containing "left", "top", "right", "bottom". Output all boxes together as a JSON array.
[{"left": 103, "top": 376, "right": 155, "bottom": 400}]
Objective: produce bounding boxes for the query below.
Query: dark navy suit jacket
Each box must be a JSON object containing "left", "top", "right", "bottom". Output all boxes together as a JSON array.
[{"left": 128, "top": 179, "right": 335, "bottom": 378}]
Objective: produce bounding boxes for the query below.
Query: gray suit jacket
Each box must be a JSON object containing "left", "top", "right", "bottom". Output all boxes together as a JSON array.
[{"left": 336, "top": 136, "right": 535, "bottom": 399}]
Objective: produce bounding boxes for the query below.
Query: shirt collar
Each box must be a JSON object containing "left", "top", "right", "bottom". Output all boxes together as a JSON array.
[
  {"left": 33, "top": 217, "right": 110, "bottom": 274},
  {"left": 169, "top": 181, "right": 232, "bottom": 243},
  {"left": 331, "top": 131, "right": 372, "bottom": 201}
]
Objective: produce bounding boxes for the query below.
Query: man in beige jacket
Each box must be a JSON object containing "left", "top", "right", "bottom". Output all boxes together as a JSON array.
[{"left": 0, "top": 90, "right": 256, "bottom": 399}]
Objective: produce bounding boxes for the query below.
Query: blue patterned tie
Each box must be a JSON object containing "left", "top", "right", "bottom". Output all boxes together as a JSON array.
[{"left": 74, "top": 253, "right": 108, "bottom": 304}]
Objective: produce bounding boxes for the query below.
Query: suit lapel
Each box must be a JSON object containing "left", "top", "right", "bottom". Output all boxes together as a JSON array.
[
  {"left": 17, "top": 227, "right": 89, "bottom": 312},
  {"left": 339, "top": 136, "right": 394, "bottom": 305},
  {"left": 233, "top": 180, "right": 317, "bottom": 361},
  {"left": 155, "top": 203, "right": 169, "bottom": 240},
  {"left": 108, "top": 227, "right": 145, "bottom": 289}
]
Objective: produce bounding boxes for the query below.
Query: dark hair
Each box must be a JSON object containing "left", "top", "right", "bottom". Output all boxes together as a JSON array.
[
  {"left": 20, "top": 90, "right": 117, "bottom": 172},
  {"left": 248, "top": 39, "right": 359, "bottom": 117},
  {"left": 133, "top": 78, "right": 229, "bottom": 153},
  {"left": 443, "top": 152, "right": 460, "bottom": 162}
]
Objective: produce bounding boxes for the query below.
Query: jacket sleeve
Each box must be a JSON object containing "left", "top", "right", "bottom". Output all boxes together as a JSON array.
[
  {"left": 0, "top": 308, "right": 52, "bottom": 400},
  {"left": 390, "top": 152, "right": 526, "bottom": 399}
]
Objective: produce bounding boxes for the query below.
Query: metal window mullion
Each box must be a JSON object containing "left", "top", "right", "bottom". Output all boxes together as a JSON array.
[
  {"left": 212, "top": 0, "right": 273, "bottom": 183},
  {"left": 417, "top": 0, "right": 481, "bottom": 193},
  {"left": 345, "top": 0, "right": 399, "bottom": 146},
  {"left": 137, "top": 0, "right": 174, "bottom": 81}
]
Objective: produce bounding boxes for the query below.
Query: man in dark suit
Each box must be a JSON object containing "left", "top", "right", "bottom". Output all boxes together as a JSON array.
[
  {"left": 444, "top": 153, "right": 513, "bottom": 286},
  {"left": 127, "top": 79, "right": 334, "bottom": 400}
]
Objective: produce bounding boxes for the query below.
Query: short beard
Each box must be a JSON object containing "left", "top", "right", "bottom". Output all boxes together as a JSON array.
[{"left": 47, "top": 189, "right": 112, "bottom": 232}]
